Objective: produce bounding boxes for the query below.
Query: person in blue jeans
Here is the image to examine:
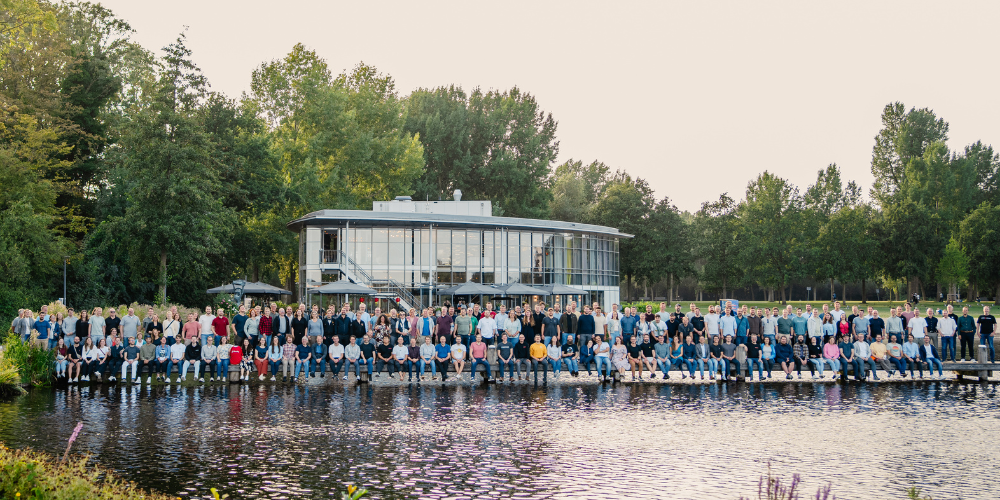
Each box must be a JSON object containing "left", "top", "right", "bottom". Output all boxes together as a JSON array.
[
  {"left": 681, "top": 335, "right": 698, "bottom": 379},
  {"left": 745, "top": 334, "right": 764, "bottom": 381},
  {"left": 495, "top": 333, "right": 516, "bottom": 382},
  {"left": 561, "top": 334, "right": 579, "bottom": 376},
  {"left": 578, "top": 337, "right": 595, "bottom": 376},
  {"left": 267, "top": 336, "right": 282, "bottom": 382},
  {"left": 469, "top": 333, "right": 492, "bottom": 382},
  {"left": 918, "top": 336, "right": 944, "bottom": 378},
  {"left": 293, "top": 336, "right": 312, "bottom": 381},
  {"left": 593, "top": 335, "right": 612, "bottom": 381},
  {"left": 653, "top": 335, "right": 672, "bottom": 379},
  {"left": 310, "top": 339, "right": 328, "bottom": 378}
]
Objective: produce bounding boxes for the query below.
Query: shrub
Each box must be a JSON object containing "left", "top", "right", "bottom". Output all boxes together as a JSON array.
[
  {"left": 0, "top": 444, "right": 174, "bottom": 500},
  {"left": 1, "top": 332, "right": 54, "bottom": 388}
]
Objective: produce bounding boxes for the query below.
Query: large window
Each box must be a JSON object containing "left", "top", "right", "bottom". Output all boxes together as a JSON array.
[{"left": 436, "top": 229, "right": 451, "bottom": 266}]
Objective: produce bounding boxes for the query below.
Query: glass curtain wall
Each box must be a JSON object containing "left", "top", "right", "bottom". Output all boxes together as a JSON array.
[{"left": 336, "top": 226, "right": 619, "bottom": 288}]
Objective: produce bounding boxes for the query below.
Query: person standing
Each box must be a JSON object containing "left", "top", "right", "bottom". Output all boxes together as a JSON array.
[
  {"left": 576, "top": 306, "right": 595, "bottom": 348},
  {"left": 978, "top": 306, "right": 997, "bottom": 363},
  {"left": 89, "top": 308, "right": 106, "bottom": 348},
  {"left": 957, "top": 307, "right": 977, "bottom": 362},
  {"left": 197, "top": 306, "right": 215, "bottom": 347},
  {"left": 182, "top": 313, "right": 199, "bottom": 346},
  {"left": 937, "top": 309, "right": 957, "bottom": 362}
]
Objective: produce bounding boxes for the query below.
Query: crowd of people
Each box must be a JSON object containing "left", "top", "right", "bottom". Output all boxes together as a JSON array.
[{"left": 7, "top": 299, "right": 997, "bottom": 385}]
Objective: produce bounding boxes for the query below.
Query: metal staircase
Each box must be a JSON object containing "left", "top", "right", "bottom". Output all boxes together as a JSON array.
[{"left": 335, "top": 250, "right": 419, "bottom": 311}]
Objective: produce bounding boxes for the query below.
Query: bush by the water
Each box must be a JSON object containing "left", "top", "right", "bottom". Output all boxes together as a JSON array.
[
  {"left": 0, "top": 444, "right": 173, "bottom": 499},
  {"left": 1, "top": 332, "right": 54, "bottom": 389}
]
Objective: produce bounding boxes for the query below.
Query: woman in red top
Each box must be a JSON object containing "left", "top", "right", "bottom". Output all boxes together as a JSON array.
[{"left": 229, "top": 341, "right": 243, "bottom": 382}]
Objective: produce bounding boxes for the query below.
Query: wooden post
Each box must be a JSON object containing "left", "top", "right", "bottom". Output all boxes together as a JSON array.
[
  {"left": 359, "top": 370, "right": 370, "bottom": 383},
  {"left": 978, "top": 345, "right": 989, "bottom": 381}
]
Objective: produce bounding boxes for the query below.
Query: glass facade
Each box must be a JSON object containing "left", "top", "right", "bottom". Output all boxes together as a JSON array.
[{"left": 335, "top": 226, "right": 620, "bottom": 288}]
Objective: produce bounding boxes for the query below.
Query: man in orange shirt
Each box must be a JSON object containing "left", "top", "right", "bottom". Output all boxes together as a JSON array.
[{"left": 182, "top": 313, "right": 199, "bottom": 346}]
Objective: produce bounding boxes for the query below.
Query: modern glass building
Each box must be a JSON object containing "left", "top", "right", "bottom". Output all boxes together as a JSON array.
[{"left": 287, "top": 196, "right": 631, "bottom": 311}]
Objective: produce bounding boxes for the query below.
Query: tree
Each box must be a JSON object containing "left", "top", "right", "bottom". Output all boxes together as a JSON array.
[
  {"left": 870, "top": 102, "right": 949, "bottom": 206},
  {"left": 693, "top": 194, "right": 741, "bottom": 299},
  {"left": 548, "top": 159, "right": 610, "bottom": 222},
  {"left": 738, "top": 172, "right": 802, "bottom": 303},
  {"left": 879, "top": 199, "right": 947, "bottom": 299},
  {"left": 100, "top": 32, "right": 234, "bottom": 305},
  {"left": 957, "top": 203, "right": 1000, "bottom": 302},
  {"left": 817, "top": 203, "right": 877, "bottom": 302},
  {"left": 405, "top": 85, "right": 558, "bottom": 218},
  {"left": 645, "top": 197, "right": 691, "bottom": 304},
  {"left": 588, "top": 174, "right": 653, "bottom": 301},
  {"left": 937, "top": 237, "right": 969, "bottom": 302}
]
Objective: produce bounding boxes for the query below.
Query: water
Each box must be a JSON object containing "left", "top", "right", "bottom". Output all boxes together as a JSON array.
[{"left": 0, "top": 381, "right": 996, "bottom": 499}]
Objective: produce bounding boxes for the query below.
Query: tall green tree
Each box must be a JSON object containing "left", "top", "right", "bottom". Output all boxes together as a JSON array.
[
  {"left": 693, "top": 193, "right": 741, "bottom": 298},
  {"left": 549, "top": 159, "right": 610, "bottom": 222},
  {"left": 588, "top": 174, "right": 653, "bottom": 300},
  {"left": 870, "top": 102, "right": 949, "bottom": 206},
  {"left": 738, "top": 172, "right": 802, "bottom": 303},
  {"left": 99, "top": 32, "right": 234, "bottom": 305},
  {"left": 937, "top": 237, "right": 969, "bottom": 302},
  {"left": 957, "top": 202, "right": 1000, "bottom": 302},
  {"left": 404, "top": 85, "right": 558, "bottom": 218}
]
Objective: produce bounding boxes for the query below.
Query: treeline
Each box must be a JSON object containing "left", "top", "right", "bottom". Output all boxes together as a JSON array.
[
  {"left": 2, "top": 2, "right": 999, "bottom": 323},
  {"left": 574, "top": 103, "right": 1000, "bottom": 304}
]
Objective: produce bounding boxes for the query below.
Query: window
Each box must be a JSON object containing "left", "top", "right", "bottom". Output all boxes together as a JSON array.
[
  {"left": 467, "top": 230, "right": 481, "bottom": 271},
  {"left": 436, "top": 230, "right": 451, "bottom": 266},
  {"left": 452, "top": 230, "right": 466, "bottom": 267}
]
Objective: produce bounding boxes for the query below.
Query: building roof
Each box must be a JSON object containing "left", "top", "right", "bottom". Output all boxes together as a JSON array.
[{"left": 286, "top": 209, "right": 633, "bottom": 238}]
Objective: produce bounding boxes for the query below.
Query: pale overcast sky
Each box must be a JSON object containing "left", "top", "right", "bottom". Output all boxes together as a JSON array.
[{"left": 97, "top": 0, "right": 1000, "bottom": 212}]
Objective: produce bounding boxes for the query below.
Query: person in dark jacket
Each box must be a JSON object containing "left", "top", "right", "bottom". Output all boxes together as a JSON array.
[
  {"left": 334, "top": 310, "right": 352, "bottom": 346},
  {"left": 775, "top": 335, "right": 795, "bottom": 379},
  {"left": 108, "top": 333, "right": 125, "bottom": 382},
  {"left": 513, "top": 333, "right": 530, "bottom": 380},
  {"left": 745, "top": 334, "right": 762, "bottom": 381},
  {"left": 577, "top": 306, "right": 596, "bottom": 347},
  {"left": 559, "top": 306, "right": 578, "bottom": 343},
  {"left": 349, "top": 316, "right": 367, "bottom": 344}
]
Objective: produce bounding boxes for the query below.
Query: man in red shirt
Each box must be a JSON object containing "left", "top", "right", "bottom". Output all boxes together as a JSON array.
[{"left": 211, "top": 308, "right": 229, "bottom": 347}]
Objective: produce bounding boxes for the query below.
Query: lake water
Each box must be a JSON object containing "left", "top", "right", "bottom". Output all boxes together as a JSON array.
[{"left": 0, "top": 381, "right": 996, "bottom": 499}]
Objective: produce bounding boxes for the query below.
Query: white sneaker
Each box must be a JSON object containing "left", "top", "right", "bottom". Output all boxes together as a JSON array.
[
  {"left": 271, "top": 376, "right": 276, "bottom": 381},
  {"left": 198, "top": 378, "right": 204, "bottom": 383},
  {"left": 146, "top": 377, "right": 151, "bottom": 384},
  {"left": 342, "top": 375, "right": 347, "bottom": 380}
]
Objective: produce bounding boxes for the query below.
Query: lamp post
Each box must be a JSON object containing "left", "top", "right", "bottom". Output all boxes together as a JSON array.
[{"left": 62, "top": 256, "right": 70, "bottom": 307}]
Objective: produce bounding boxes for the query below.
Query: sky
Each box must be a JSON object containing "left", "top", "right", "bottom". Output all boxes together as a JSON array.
[{"left": 95, "top": 0, "right": 1000, "bottom": 212}]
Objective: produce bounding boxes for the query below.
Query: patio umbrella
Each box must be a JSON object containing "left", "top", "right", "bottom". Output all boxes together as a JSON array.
[
  {"left": 499, "top": 283, "right": 550, "bottom": 296},
  {"left": 438, "top": 282, "right": 497, "bottom": 295},
  {"left": 207, "top": 281, "right": 291, "bottom": 295},
  {"left": 309, "top": 281, "right": 377, "bottom": 295},
  {"left": 536, "top": 283, "right": 581, "bottom": 295}
]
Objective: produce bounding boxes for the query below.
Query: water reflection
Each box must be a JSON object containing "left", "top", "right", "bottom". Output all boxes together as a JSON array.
[{"left": 2, "top": 382, "right": 998, "bottom": 499}]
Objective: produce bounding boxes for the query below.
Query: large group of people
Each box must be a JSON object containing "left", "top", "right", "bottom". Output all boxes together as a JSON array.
[{"left": 8, "top": 299, "right": 998, "bottom": 385}]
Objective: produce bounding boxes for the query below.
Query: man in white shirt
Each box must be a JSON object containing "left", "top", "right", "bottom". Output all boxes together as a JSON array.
[
  {"left": 198, "top": 306, "right": 215, "bottom": 347},
  {"left": 830, "top": 301, "right": 845, "bottom": 323},
  {"left": 477, "top": 314, "right": 497, "bottom": 345},
  {"left": 705, "top": 306, "right": 721, "bottom": 340},
  {"left": 908, "top": 309, "right": 927, "bottom": 341},
  {"left": 328, "top": 337, "right": 345, "bottom": 377},
  {"left": 937, "top": 309, "right": 957, "bottom": 362},
  {"left": 168, "top": 340, "right": 186, "bottom": 383},
  {"left": 594, "top": 334, "right": 611, "bottom": 382}
]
